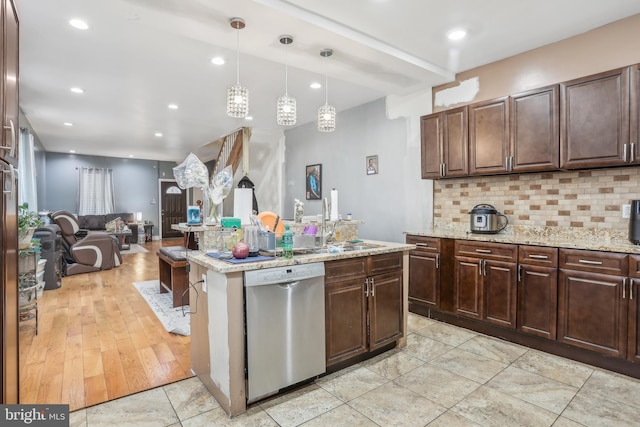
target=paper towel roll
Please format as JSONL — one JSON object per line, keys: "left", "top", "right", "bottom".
{"left": 233, "top": 188, "right": 253, "bottom": 225}
{"left": 330, "top": 188, "right": 339, "bottom": 221}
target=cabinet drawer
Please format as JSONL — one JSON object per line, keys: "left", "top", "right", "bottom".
{"left": 519, "top": 245, "right": 558, "bottom": 267}
{"left": 455, "top": 240, "right": 517, "bottom": 262}
{"left": 325, "top": 258, "right": 367, "bottom": 284}
{"left": 368, "top": 252, "right": 403, "bottom": 276}
{"left": 406, "top": 235, "right": 440, "bottom": 253}
{"left": 559, "top": 248, "right": 628, "bottom": 276}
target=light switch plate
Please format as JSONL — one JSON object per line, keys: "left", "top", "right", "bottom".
{"left": 623, "top": 204, "right": 631, "bottom": 219}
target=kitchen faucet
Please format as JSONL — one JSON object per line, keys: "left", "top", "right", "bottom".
{"left": 321, "top": 197, "right": 334, "bottom": 247}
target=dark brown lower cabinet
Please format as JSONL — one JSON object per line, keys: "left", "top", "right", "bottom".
{"left": 628, "top": 255, "right": 640, "bottom": 362}
{"left": 517, "top": 246, "right": 558, "bottom": 339}
{"left": 407, "top": 236, "right": 440, "bottom": 308}
{"left": 325, "top": 254, "right": 403, "bottom": 367}
{"left": 454, "top": 241, "right": 518, "bottom": 328}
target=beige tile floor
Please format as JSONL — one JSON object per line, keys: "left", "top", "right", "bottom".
{"left": 69, "top": 313, "right": 640, "bottom": 426}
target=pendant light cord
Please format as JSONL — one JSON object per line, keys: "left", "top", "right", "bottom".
{"left": 236, "top": 28, "right": 240, "bottom": 85}
{"left": 325, "top": 74, "right": 329, "bottom": 105}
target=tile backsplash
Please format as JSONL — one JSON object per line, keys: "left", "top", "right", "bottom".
{"left": 434, "top": 166, "right": 640, "bottom": 233}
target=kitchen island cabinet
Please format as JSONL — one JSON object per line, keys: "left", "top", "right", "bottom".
{"left": 325, "top": 252, "right": 403, "bottom": 367}
{"left": 185, "top": 241, "right": 411, "bottom": 417}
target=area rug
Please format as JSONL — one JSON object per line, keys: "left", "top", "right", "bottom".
{"left": 133, "top": 280, "right": 190, "bottom": 336}
{"left": 122, "top": 244, "right": 149, "bottom": 254}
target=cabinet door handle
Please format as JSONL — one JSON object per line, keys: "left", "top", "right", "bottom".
{"left": 436, "top": 254, "right": 440, "bottom": 269}
{"left": 478, "top": 259, "right": 483, "bottom": 276}
{"left": 370, "top": 277, "right": 375, "bottom": 297}
{"left": 518, "top": 264, "right": 522, "bottom": 282}
{"left": 364, "top": 278, "right": 369, "bottom": 297}
{"left": 475, "top": 249, "right": 492, "bottom": 254}
{"left": 578, "top": 259, "right": 603, "bottom": 265}
{"left": 623, "top": 278, "right": 627, "bottom": 299}
{"left": 2, "top": 164, "right": 15, "bottom": 196}
{"left": 631, "top": 279, "right": 634, "bottom": 300}
{"left": 529, "top": 254, "right": 549, "bottom": 259}
{"left": 623, "top": 143, "right": 628, "bottom": 162}
{"left": 484, "top": 260, "right": 488, "bottom": 276}
{"left": 630, "top": 143, "right": 636, "bottom": 163}
{"left": 1, "top": 119, "right": 16, "bottom": 157}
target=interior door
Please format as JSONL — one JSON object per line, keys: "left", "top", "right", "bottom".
{"left": 160, "top": 181, "right": 186, "bottom": 239}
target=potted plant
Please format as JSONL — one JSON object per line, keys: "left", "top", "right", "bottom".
{"left": 18, "top": 204, "right": 43, "bottom": 249}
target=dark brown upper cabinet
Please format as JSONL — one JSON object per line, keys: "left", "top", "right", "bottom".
{"left": 510, "top": 85, "right": 560, "bottom": 172}
{"left": 631, "top": 64, "right": 640, "bottom": 164}
{"left": 560, "top": 67, "right": 630, "bottom": 169}
{"left": 420, "top": 106, "right": 468, "bottom": 179}
{"left": 469, "top": 97, "right": 509, "bottom": 175}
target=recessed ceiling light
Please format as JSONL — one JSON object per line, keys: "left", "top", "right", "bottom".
{"left": 128, "top": 155, "right": 134, "bottom": 158}
{"left": 69, "top": 150, "right": 76, "bottom": 153}
{"left": 168, "top": 104, "right": 178, "bottom": 110}
{"left": 245, "top": 116, "right": 253, "bottom": 121}
{"left": 63, "top": 122, "right": 73, "bottom": 126}
{"left": 154, "top": 132, "right": 163, "bottom": 137}
{"left": 69, "top": 19, "right": 89, "bottom": 30}
{"left": 211, "top": 57, "right": 225, "bottom": 65}
{"left": 70, "top": 87, "right": 84, "bottom": 94}
{"left": 447, "top": 28, "right": 467, "bottom": 41}
{"left": 310, "top": 82, "right": 322, "bottom": 89}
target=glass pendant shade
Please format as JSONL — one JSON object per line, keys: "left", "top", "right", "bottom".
{"left": 277, "top": 94, "right": 296, "bottom": 126}
{"left": 227, "top": 18, "right": 248, "bottom": 118}
{"left": 227, "top": 84, "right": 249, "bottom": 118}
{"left": 317, "top": 104, "right": 336, "bottom": 132}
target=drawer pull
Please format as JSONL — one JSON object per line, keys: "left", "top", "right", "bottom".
{"left": 415, "top": 243, "right": 430, "bottom": 248}
{"left": 529, "top": 254, "right": 548, "bottom": 259}
{"left": 578, "top": 259, "right": 603, "bottom": 265}
{"left": 475, "top": 249, "right": 492, "bottom": 254}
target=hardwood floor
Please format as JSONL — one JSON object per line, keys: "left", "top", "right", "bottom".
{"left": 18, "top": 238, "right": 193, "bottom": 411}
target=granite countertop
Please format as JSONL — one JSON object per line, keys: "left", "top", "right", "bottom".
{"left": 405, "top": 226, "right": 640, "bottom": 255}
{"left": 186, "top": 240, "right": 414, "bottom": 274}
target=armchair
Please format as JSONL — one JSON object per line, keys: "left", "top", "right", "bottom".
{"left": 49, "top": 211, "right": 122, "bottom": 276}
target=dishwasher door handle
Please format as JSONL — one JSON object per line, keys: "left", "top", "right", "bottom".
{"left": 278, "top": 281, "right": 301, "bottom": 289}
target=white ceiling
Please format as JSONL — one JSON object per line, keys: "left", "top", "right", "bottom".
{"left": 17, "top": 0, "right": 640, "bottom": 162}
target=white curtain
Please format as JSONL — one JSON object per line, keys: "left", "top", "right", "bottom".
{"left": 18, "top": 129, "right": 38, "bottom": 211}
{"left": 78, "top": 167, "right": 115, "bottom": 215}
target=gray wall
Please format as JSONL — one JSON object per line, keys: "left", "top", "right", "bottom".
{"left": 284, "top": 98, "right": 415, "bottom": 243}
{"left": 42, "top": 152, "right": 176, "bottom": 235}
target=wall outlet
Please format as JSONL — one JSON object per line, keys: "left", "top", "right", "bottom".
{"left": 201, "top": 273, "right": 207, "bottom": 293}
{"left": 623, "top": 204, "right": 631, "bottom": 219}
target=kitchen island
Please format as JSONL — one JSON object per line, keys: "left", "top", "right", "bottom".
{"left": 186, "top": 240, "right": 414, "bottom": 416}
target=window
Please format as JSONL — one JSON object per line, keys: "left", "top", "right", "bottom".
{"left": 77, "top": 167, "right": 115, "bottom": 215}
{"left": 18, "top": 128, "right": 38, "bottom": 211}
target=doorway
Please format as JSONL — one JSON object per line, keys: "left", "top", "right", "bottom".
{"left": 160, "top": 180, "right": 186, "bottom": 239}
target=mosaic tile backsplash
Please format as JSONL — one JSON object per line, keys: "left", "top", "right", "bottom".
{"left": 433, "top": 166, "right": 640, "bottom": 238}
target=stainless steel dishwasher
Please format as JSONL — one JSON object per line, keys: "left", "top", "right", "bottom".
{"left": 244, "top": 262, "right": 325, "bottom": 402}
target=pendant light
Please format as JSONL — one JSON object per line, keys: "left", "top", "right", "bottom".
{"left": 317, "top": 48, "right": 336, "bottom": 132}
{"left": 226, "top": 18, "right": 249, "bottom": 118}
{"left": 277, "top": 35, "right": 296, "bottom": 126}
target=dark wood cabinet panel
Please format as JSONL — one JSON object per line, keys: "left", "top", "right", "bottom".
{"left": 325, "top": 277, "right": 368, "bottom": 366}
{"left": 558, "top": 269, "right": 627, "bottom": 358}
{"left": 518, "top": 264, "right": 558, "bottom": 339}
{"left": 629, "top": 278, "right": 640, "bottom": 363}
{"left": 420, "top": 114, "right": 441, "bottom": 179}
{"left": 325, "top": 254, "right": 403, "bottom": 366}
{"left": 484, "top": 261, "right": 517, "bottom": 328}
{"left": 559, "top": 248, "right": 628, "bottom": 276}
{"left": 407, "top": 236, "right": 440, "bottom": 308}
{"left": 631, "top": 64, "right": 640, "bottom": 164}
{"left": 454, "top": 256, "right": 483, "bottom": 320}
{"left": 456, "top": 240, "right": 517, "bottom": 262}
{"left": 420, "top": 106, "right": 468, "bottom": 179}
{"left": 1, "top": 0, "right": 19, "bottom": 166}
{"left": 510, "top": 85, "right": 560, "bottom": 172}
{"left": 560, "top": 67, "right": 630, "bottom": 169}
{"left": 368, "top": 270, "right": 403, "bottom": 351}
{"left": 469, "top": 97, "right": 509, "bottom": 175}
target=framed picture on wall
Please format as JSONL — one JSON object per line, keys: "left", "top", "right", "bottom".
{"left": 366, "top": 155, "right": 378, "bottom": 175}
{"left": 306, "top": 164, "right": 322, "bottom": 200}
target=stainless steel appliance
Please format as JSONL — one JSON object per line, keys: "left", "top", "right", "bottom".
{"left": 244, "top": 262, "right": 325, "bottom": 402}
{"left": 629, "top": 200, "right": 640, "bottom": 244}
{"left": 469, "top": 204, "right": 508, "bottom": 234}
